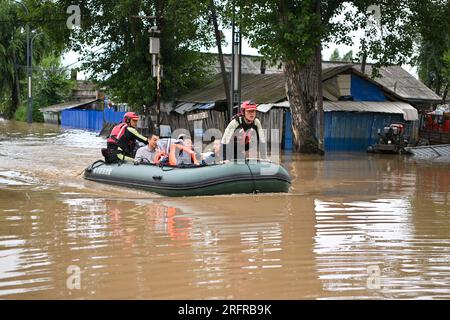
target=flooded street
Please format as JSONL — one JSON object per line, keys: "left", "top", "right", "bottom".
{"left": 1, "top": 120, "right": 449, "bottom": 299}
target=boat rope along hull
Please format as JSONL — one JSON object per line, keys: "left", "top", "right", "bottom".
{"left": 84, "top": 160, "right": 291, "bottom": 197}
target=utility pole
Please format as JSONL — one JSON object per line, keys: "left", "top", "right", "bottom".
{"left": 30, "top": 32, "right": 43, "bottom": 124}
{"left": 132, "top": 9, "right": 161, "bottom": 134}
{"left": 26, "top": 23, "right": 32, "bottom": 124}
{"left": 210, "top": 0, "right": 230, "bottom": 108}
{"left": 230, "top": 0, "right": 242, "bottom": 120}
{"left": 155, "top": 0, "right": 164, "bottom": 131}
{"left": 316, "top": 0, "right": 324, "bottom": 154}
{"left": 150, "top": 28, "right": 161, "bottom": 130}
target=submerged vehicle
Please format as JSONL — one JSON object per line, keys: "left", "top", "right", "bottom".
{"left": 367, "top": 123, "right": 410, "bottom": 154}
{"left": 84, "top": 160, "right": 291, "bottom": 197}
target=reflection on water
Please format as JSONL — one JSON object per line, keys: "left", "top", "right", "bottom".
{"left": 0, "top": 121, "right": 450, "bottom": 299}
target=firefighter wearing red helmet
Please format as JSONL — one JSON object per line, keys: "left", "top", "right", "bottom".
{"left": 221, "top": 100, "right": 267, "bottom": 160}
{"left": 103, "top": 111, "right": 149, "bottom": 163}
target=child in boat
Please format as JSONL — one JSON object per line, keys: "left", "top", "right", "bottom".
{"left": 168, "top": 136, "right": 200, "bottom": 166}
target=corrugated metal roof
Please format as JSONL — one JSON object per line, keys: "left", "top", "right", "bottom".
{"left": 197, "top": 102, "right": 215, "bottom": 110}
{"left": 323, "top": 62, "right": 442, "bottom": 102}
{"left": 180, "top": 58, "right": 441, "bottom": 105}
{"left": 210, "top": 55, "right": 442, "bottom": 102}
{"left": 323, "top": 101, "right": 419, "bottom": 121}
{"left": 257, "top": 104, "right": 274, "bottom": 113}
{"left": 257, "top": 101, "right": 290, "bottom": 113}
{"left": 212, "top": 54, "right": 283, "bottom": 74}
{"left": 39, "top": 99, "right": 100, "bottom": 113}
{"left": 274, "top": 101, "right": 290, "bottom": 107}
{"left": 178, "top": 73, "right": 286, "bottom": 104}
{"left": 174, "top": 102, "right": 196, "bottom": 114}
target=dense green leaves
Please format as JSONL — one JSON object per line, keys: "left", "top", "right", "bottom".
{"left": 413, "top": 0, "right": 450, "bottom": 100}
{"left": 14, "top": 55, "right": 73, "bottom": 122}
{"left": 237, "top": 0, "right": 418, "bottom": 71}
{"left": 0, "top": 0, "right": 68, "bottom": 118}
{"left": 329, "top": 48, "right": 353, "bottom": 62}
{"left": 57, "top": 0, "right": 217, "bottom": 110}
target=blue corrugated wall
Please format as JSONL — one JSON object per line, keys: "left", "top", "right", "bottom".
{"left": 104, "top": 108, "right": 126, "bottom": 124}
{"left": 324, "top": 112, "right": 412, "bottom": 152}
{"left": 351, "top": 75, "right": 386, "bottom": 101}
{"left": 61, "top": 109, "right": 103, "bottom": 131}
{"left": 61, "top": 108, "right": 126, "bottom": 132}
{"left": 284, "top": 110, "right": 293, "bottom": 151}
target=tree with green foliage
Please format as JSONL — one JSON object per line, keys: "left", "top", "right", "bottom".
{"left": 413, "top": 0, "right": 450, "bottom": 103}
{"left": 14, "top": 55, "right": 74, "bottom": 122}
{"left": 237, "top": 0, "right": 417, "bottom": 153}
{"left": 0, "top": 1, "right": 25, "bottom": 118}
{"left": 342, "top": 50, "right": 353, "bottom": 62}
{"left": 0, "top": 0, "right": 69, "bottom": 119}
{"left": 56, "top": 0, "right": 217, "bottom": 114}
{"left": 329, "top": 48, "right": 340, "bottom": 61}
{"left": 329, "top": 49, "right": 353, "bottom": 62}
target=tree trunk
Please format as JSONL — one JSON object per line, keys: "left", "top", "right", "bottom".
{"left": 442, "top": 83, "right": 449, "bottom": 103}
{"left": 284, "top": 58, "right": 320, "bottom": 153}
{"left": 8, "top": 47, "right": 21, "bottom": 118}
{"left": 209, "top": 0, "right": 230, "bottom": 106}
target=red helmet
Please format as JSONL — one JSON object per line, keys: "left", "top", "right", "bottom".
{"left": 123, "top": 112, "right": 139, "bottom": 122}
{"left": 241, "top": 100, "right": 257, "bottom": 111}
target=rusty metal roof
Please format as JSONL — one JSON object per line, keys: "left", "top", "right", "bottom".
{"left": 323, "top": 61, "right": 442, "bottom": 102}
{"left": 179, "top": 58, "right": 441, "bottom": 105}
{"left": 178, "top": 73, "right": 287, "bottom": 104}
{"left": 210, "top": 54, "right": 442, "bottom": 103}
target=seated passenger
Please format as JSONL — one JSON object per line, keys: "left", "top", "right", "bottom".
{"left": 202, "top": 139, "right": 222, "bottom": 165}
{"left": 134, "top": 133, "right": 160, "bottom": 164}
{"left": 168, "top": 137, "right": 200, "bottom": 166}
{"left": 157, "top": 137, "right": 182, "bottom": 154}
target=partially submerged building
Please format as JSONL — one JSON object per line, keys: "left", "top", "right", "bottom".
{"left": 160, "top": 57, "right": 441, "bottom": 152}
{"left": 39, "top": 80, "right": 103, "bottom": 127}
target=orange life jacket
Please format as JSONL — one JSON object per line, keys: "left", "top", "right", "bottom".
{"left": 168, "top": 144, "right": 199, "bottom": 166}
{"left": 107, "top": 122, "right": 128, "bottom": 145}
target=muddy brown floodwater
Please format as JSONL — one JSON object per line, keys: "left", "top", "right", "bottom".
{"left": 0, "top": 120, "right": 449, "bottom": 299}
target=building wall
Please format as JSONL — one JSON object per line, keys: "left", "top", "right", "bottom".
{"left": 324, "top": 111, "right": 416, "bottom": 152}
{"left": 160, "top": 108, "right": 284, "bottom": 152}
{"left": 43, "top": 112, "right": 60, "bottom": 124}
{"left": 61, "top": 109, "right": 103, "bottom": 132}
{"left": 351, "top": 75, "right": 387, "bottom": 101}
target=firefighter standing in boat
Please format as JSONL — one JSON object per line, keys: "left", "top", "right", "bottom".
{"left": 221, "top": 100, "right": 267, "bottom": 160}
{"left": 103, "top": 112, "right": 148, "bottom": 163}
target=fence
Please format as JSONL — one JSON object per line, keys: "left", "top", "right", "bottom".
{"left": 61, "top": 108, "right": 126, "bottom": 132}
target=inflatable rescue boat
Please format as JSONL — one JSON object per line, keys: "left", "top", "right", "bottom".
{"left": 84, "top": 160, "right": 291, "bottom": 197}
